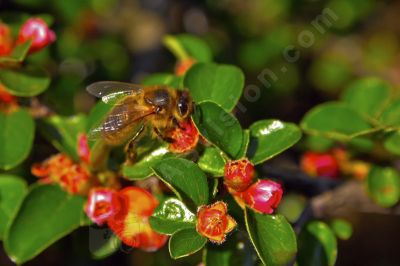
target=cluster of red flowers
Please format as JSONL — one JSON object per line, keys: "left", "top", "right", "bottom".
{"left": 301, "top": 148, "right": 370, "bottom": 180}
{"left": 0, "top": 17, "right": 55, "bottom": 57}
{"left": 85, "top": 187, "right": 168, "bottom": 251}
{"left": 224, "top": 158, "right": 283, "bottom": 214}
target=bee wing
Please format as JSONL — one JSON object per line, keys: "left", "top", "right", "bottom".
{"left": 86, "top": 81, "right": 144, "bottom": 105}
{"left": 87, "top": 100, "right": 155, "bottom": 144}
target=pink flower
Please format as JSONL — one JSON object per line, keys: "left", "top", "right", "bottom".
{"left": 85, "top": 188, "right": 121, "bottom": 226}
{"left": 240, "top": 179, "right": 283, "bottom": 214}
{"left": 17, "top": 18, "right": 56, "bottom": 53}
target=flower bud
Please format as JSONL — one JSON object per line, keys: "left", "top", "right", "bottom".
{"left": 107, "top": 187, "right": 168, "bottom": 251}
{"left": 224, "top": 158, "right": 255, "bottom": 191}
{"left": 174, "top": 58, "right": 195, "bottom": 76}
{"left": 196, "top": 201, "right": 236, "bottom": 244}
{"left": 241, "top": 179, "right": 283, "bottom": 214}
{"left": 0, "top": 22, "right": 13, "bottom": 56}
{"left": 77, "top": 133, "right": 90, "bottom": 164}
{"left": 300, "top": 151, "right": 339, "bottom": 179}
{"left": 17, "top": 18, "right": 56, "bottom": 53}
{"left": 85, "top": 188, "right": 121, "bottom": 225}
{"left": 168, "top": 119, "right": 199, "bottom": 153}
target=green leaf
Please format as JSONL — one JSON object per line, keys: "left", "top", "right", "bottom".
{"left": 244, "top": 209, "right": 297, "bottom": 266}
{"left": 0, "top": 175, "right": 27, "bottom": 240}
{"left": 142, "top": 73, "right": 182, "bottom": 88}
{"left": 248, "top": 120, "right": 302, "bottom": 165}
{"left": 384, "top": 131, "right": 400, "bottom": 155}
{"left": 342, "top": 77, "right": 391, "bottom": 119}
{"left": 0, "top": 40, "right": 31, "bottom": 64}
{"left": 0, "top": 65, "right": 50, "bottom": 97}
{"left": 169, "top": 228, "right": 207, "bottom": 259}
{"left": 198, "top": 147, "right": 226, "bottom": 177}
{"left": 0, "top": 109, "right": 35, "bottom": 170}
{"left": 297, "top": 221, "right": 337, "bottom": 266}
{"left": 39, "top": 114, "right": 87, "bottom": 160}
{"left": 123, "top": 145, "right": 173, "bottom": 180}
{"left": 152, "top": 158, "right": 209, "bottom": 210}
{"left": 184, "top": 63, "right": 244, "bottom": 112}
{"left": 367, "top": 166, "right": 400, "bottom": 208}
{"left": 204, "top": 241, "right": 246, "bottom": 266}
{"left": 164, "top": 34, "right": 212, "bottom": 62}
{"left": 90, "top": 231, "right": 121, "bottom": 260}
{"left": 149, "top": 198, "right": 196, "bottom": 235}
{"left": 330, "top": 219, "right": 353, "bottom": 240}
{"left": 5, "top": 185, "right": 85, "bottom": 264}
{"left": 192, "top": 102, "right": 244, "bottom": 158}
{"left": 301, "top": 102, "right": 372, "bottom": 140}
{"left": 379, "top": 99, "right": 400, "bottom": 126}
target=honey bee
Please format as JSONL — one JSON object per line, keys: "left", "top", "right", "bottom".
{"left": 86, "top": 81, "right": 193, "bottom": 160}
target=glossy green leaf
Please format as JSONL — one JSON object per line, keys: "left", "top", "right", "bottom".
{"left": 297, "top": 221, "right": 337, "bottom": 266}
{"left": 0, "top": 175, "right": 27, "bottom": 240}
{"left": 305, "top": 135, "right": 334, "bottom": 152}
{"left": 0, "top": 40, "right": 31, "bottom": 64}
{"left": 152, "top": 158, "right": 209, "bottom": 209}
{"left": 5, "top": 185, "right": 85, "bottom": 264}
{"left": 330, "top": 219, "right": 353, "bottom": 240}
{"left": 379, "top": 99, "right": 400, "bottom": 126}
{"left": 342, "top": 77, "right": 390, "bottom": 119}
{"left": 367, "top": 166, "right": 400, "bottom": 207}
{"left": 245, "top": 209, "right": 297, "bottom": 266}
{"left": 198, "top": 147, "right": 226, "bottom": 177}
{"left": 169, "top": 228, "right": 207, "bottom": 259}
{"left": 192, "top": 102, "right": 244, "bottom": 158}
{"left": 39, "top": 114, "right": 87, "bottom": 160}
{"left": 237, "top": 129, "right": 250, "bottom": 159}
{"left": 0, "top": 109, "right": 35, "bottom": 170}
{"left": 0, "top": 65, "right": 50, "bottom": 97}
{"left": 184, "top": 63, "right": 244, "bottom": 112}
{"left": 175, "top": 34, "right": 212, "bottom": 62}
{"left": 384, "top": 131, "right": 400, "bottom": 155}
{"left": 123, "top": 145, "right": 173, "bottom": 180}
{"left": 248, "top": 120, "right": 302, "bottom": 165}
{"left": 142, "top": 73, "right": 182, "bottom": 88}
{"left": 301, "top": 102, "right": 372, "bottom": 140}
{"left": 149, "top": 198, "right": 196, "bottom": 235}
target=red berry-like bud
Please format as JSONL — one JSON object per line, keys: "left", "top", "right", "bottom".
{"left": 241, "top": 179, "right": 283, "bottom": 214}
{"left": 168, "top": 119, "right": 199, "bottom": 153}
{"left": 17, "top": 18, "right": 56, "bottom": 53}
{"left": 301, "top": 151, "right": 339, "bottom": 179}
{"left": 85, "top": 188, "right": 121, "bottom": 226}
{"left": 0, "top": 22, "right": 13, "bottom": 56}
{"left": 224, "top": 158, "right": 255, "bottom": 191}
{"left": 196, "top": 201, "right": 236, "bottom": 244}
{"left": 174, "top": 58, "right": 195, "bottom": 76}
{"left": 77, "top": 133, "right": 90, "bottom": 164}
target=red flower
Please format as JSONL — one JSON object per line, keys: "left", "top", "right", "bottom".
{"left": 107, "top": 187, "right": 168, "bottom": 251}
{"left": 196, "top": 201, "right": 236, "bottom": 244}
{"left": 175, "top": 58, "right": 195, "bottom": 76}
{"left": 77, "top": 133, "right": 90, "bottom": 164}
{"left": 85, "top": 188, "right": 121, "bottom": 226}
{"left": 301, "top": 151, "right": 339, "bottom": 179}
{"left": 31, "top": 153, "right": 91, "bottom": 195}
{"left": 240, "top": 179, "right": 283, "bottom": 214}
{"left": 17, "top": 18, "right": 56, "bottom": 53}
{"left": 224, "top": 158, "right": 255, "bottom": 192}
{"left": 0, "top": 22, "right": 13, "bottom": 56}
{"left": 168, "top": 119, "right": 199, "bottom": 153}
{"left": 0, "top": 83, "right": 16, "bottom": 105}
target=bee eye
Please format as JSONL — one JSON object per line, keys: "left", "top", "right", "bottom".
{"left": 178, "top": 97, "right": 189, "bottom": 116}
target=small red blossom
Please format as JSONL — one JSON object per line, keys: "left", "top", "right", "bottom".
{"left": 77, "top": 133, "right": 91, "bottom": 164}
{"left": 17, "top": 18, "right": 56, "bottom": 53}
{"left": 300, "top": 151, "right": 339, "bottom": 179}
{"left": 107, "top": 187, "right": 168, "bottom": 251}
{"left": 168, "top": 119, "right": 199, "bottom": 153}
{"left": 85, "top": 188, "right": 121, "bottom": 226}
{"left": 196, "top": 201, "right": 236, "bottom": 244}
{"left": 0, "top": 83, "right": 16, "bottom": 105}
{"left": 31, "top": 153, "right": 91, "bottom": 195}
{"left": 174, "top": 58, "right": 195, "bottom": 76}
{"left": 240, "top": 179, "right": 283, "bottom": 214}
{"left": 224, "top": 158, "right": 255, "bottom": 192}
{"left": 0, "top": 22, "right": 13, "bottom": 56}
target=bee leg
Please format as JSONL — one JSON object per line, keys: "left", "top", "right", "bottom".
{"left": 124, "top": 124, "right": 145, "bottom": 164}
{"left": 154, "top": 127, "right": 175, "bottom": 143}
